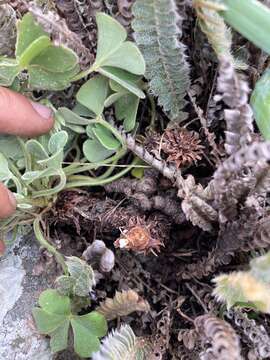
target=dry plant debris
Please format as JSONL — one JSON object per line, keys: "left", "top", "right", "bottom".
{"left": 3, "top": 0, "right": 270, "bottom": 359}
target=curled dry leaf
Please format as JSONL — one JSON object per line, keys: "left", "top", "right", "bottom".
{"left": 96, "top": 289, "right": 150, "bottom": 320}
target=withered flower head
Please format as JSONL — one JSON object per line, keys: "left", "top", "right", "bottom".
{"left": 114, "top": 217, "right": 163, "bottom": 254}
{"left": 162, "top": 127, "right": 204, "bottom": 168}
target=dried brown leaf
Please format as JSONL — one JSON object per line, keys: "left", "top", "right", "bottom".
{"left": 96, "top": 289, "right": 150, "bottom": 320}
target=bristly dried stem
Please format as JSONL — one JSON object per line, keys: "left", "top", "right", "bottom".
{"left": 215, "top": 56, "right": 254, "bottom": 156}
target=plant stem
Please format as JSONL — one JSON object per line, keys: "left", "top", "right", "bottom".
{"left": 33, "top": 217, "right": 67, "bottom": 274}
{"left": 65, "top": 158, "right": 140, "bottom": 189}
{"left": 64, "top": 148, "right": 126, "bottom": 176}
{"left": 72, "top": 64, "right": 97, "bottom": 81}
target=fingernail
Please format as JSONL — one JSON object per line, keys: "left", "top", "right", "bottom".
{"left": 31, "top": 101, "right": 52, "bottom": 120}
{"left": 7, "top": 190, "right": 17, "bottom": 209}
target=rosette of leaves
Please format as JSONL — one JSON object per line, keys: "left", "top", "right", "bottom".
{"left": 32, "top": 289, "right": 107, "bottom": 357}
{"left": 0, "top": 13, "right": 79, "bottom": 90}
{"left": 55, "top": 256, "right": 96, "bottom": 297}
{"left": 0, "top": 129, "right": 69, "bottom": 212}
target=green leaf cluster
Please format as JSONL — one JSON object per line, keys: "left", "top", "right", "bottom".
{"left": 33, "top": 289, "right": 107, "bottom": 357}
{"left": 0, "top": 13, "right": 79, "bottom": 90}
{"left": 55, "top": 256, "right": 96, "bottom": 297}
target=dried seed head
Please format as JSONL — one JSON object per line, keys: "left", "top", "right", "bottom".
{"left": 114, "top": 217, "right": 163, "bottom": 254}
{"left": 144, "top": 128, "right": 204, "bottom": 168}
{"left": 162, "top": 127, "right": 204, "bottom": 168}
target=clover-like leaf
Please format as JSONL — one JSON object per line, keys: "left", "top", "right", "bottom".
{"left": 16, "top": 13, "right": 47, "bottom": 58}
{"left": 30, "top": 45, "right": 78, "bottom": 73}
{"left": 115, "top": 94, "right": 140, "bottom": 131}
{"left": 26, "top": 139, "right": 49, "bottom": 161}
{"left": 95, "top": 13, "right": 126, "bottom": 65}
{"left": 28, "top": 65, "right": 79, "bottom": 91}
{"left": 0, "top": 58, "right": 20, "bottom": 86}
{"left": 94, "top": 13, "right": 145, "bottom": 75}
{"left": 83, "top": 139, "right": 114, "bottom": 162}
{"left": 48, "top": 131, "right": 68, "bottom": 154}
{"left": 76, "top": 75, "right": 109, "bottom": 116}
{"left": 92, "top": 124, "right": 120, "bottom": 150}
{"left": 33, "top": 289, "right": 107, "bottom": 357}
{"left": 71, "top": 312, "right": 107, "bottom": 358}
{"left": 56, "top": 257, "right": 96, "bottom": 297}
{"left": 99, "top": 67, "right": 145, "bottom": 98}
{"left": 57, "top": 107, "right": 92, "bottom": 126}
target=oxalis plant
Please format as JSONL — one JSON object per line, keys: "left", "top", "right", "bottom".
{"left": 0, "top": 11, "right": 145, "bottom": 265}
{"left": 33, "top": 257, "right": 107, "bottom": 357}
{"left": 0, "top": 10, "right": 145, "bottom": 357}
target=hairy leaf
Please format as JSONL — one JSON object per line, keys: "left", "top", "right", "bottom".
{"left": 92, "top": 324, "right": 151, "bottom": 360}
{"left": 55, "top": 257, "right": 96, "bottom": 297}
{"left": 132, "top": 0, "right": 190, "bottom": 121}
{"left": 96, "top": 289, "right": 150, "bottom": 320}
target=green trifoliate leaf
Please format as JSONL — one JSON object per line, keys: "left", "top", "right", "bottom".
{"left": 0, "top": 58, "right": 20, "bottom": 86}
{"left": 33, "top": 289, "right": 108, "bottom": 357}
{"left": 115, "top": 93, "right": 139, "bottom": 131}
{"left": 101, "top": 41, "right": 145, "bottom": 75}
{"left": 94, "top": 13, "right": 145, "bottom": 75}
{"left": 16, "top": 13, "right": 47, "bottom": 58}
{"left": 76, "top": 75, "right": 109, "bottom": 116}
{"left": 83, "top": 138, "right": 114, "bottom": 162}
{"left": 95, "top": 13, "right": 126, "bottom": 65}
{"left": 92, "top": 124, "right": 120, "bottom": 150}
{"left": 30, "top": 45, "right": 78, "bottom": 73}
{"left": 28, "top": 65, "right": 79, "bottom": 91}
{"left": 55, "top": 257, "right": 96, "bottom": 297}
{"left": 99, "top": 67, "right": 145, "bottom": 98}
